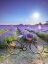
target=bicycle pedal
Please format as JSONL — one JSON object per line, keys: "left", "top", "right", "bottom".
{"left": 23, "top": 48, "right": 26, "bottom": 51}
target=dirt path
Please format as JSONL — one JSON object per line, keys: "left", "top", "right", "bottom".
{"left": 0, "top": 28, "right": 48, "bottom": 64}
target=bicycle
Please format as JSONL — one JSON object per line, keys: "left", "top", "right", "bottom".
{"left": 7, "top": 35, "right": 44, "bottom": 55}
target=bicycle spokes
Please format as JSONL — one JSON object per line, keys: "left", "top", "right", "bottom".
{"left": 30, "top": 43, "right": 44, "bottom": 54}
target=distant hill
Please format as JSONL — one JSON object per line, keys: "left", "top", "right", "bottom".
{"left": 44, "top": 21, "right": 48, "bottom": 25}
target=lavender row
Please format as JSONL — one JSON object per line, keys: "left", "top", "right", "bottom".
{"left": 0, "top": 25, "right": 11, "bottom": 30}
{"left": 0, "top": 26, "right": 17, "bottom": 39}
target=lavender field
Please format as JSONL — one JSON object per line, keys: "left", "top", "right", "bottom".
{"left": 0, "top": 25, "right": 48, "bottom": 64}
{"left": 0, "top": 25, "right": 48, "bottom": 41}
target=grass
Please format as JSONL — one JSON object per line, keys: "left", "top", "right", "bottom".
{"left": 44, "top": 49, "right": 48, "bottom": 53}
{"left": 44, "top": 45, "right": 48, "bottom": 53}
{"left": 0, "top": 29, "right": 10, "bottom": 34}
{"left": 0, "top": 56, "right": 4, "bottom": 60}
{"left": 36, "top": 32, "right": 48, "bottom": 41}
{"left": 0, "top": 54, "right": 10, "bottom": 61}
{"left": 0, "top": 56, "right": 6, "bottom": 60}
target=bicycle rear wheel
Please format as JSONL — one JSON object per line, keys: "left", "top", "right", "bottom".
{"left": 8, "top": 40, "right": 22, "bottom": 55}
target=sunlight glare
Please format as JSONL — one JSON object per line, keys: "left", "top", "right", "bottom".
{"left": 33, "top": 12, "right": 39, "bottom": 18}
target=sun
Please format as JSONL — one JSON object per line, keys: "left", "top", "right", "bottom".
{"left": 33, "top": 12, "right": 39, "bottom": 18}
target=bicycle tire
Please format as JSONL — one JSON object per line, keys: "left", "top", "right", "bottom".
{"left": 30, "top": 41, "right": 44, "bottom": 54}
{"left": 8, "top": 40, "right": 23, "bottom": 55}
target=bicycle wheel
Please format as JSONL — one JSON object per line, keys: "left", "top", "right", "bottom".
{"left": 8, "top": 40, "right": 22, "bottom": 55}
{"left": 30, "top": 41, "right": 44, "bottom": 54}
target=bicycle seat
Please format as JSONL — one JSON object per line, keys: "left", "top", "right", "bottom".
{"left": 18, "top": 35, "right": 23, "bottom": 38}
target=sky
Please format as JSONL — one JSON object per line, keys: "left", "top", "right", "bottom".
{"left": 0, "top": 0, "right": 48, "bottom": 25}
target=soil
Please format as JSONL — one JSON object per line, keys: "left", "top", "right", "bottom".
{"left": 0, "top": 29, "right": 48, "bottom": 64}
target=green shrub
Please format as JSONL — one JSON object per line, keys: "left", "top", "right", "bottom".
{"left": 0, "top": 35, "right": 17, "bottom": 49}
{"left": 36, "top": 32, "right": 48, "bottom": 41}
{"left": 44, "top": 34, "right": 48, "bottom": 41}
{"left": 0, "top": 38, "right": 7, "bottom": 49}
{"left": 6, "top": 37, "right": 13, "bottom": 44}
{"left": 33, "top": 36, "right": 37, "bottom": 41}
{"left": 6, "top": 36, "right": 16, "bottom": 44}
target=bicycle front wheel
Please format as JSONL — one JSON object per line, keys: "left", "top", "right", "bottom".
{"left": 30, "top": 41, "right": 44, "bottom": 54}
